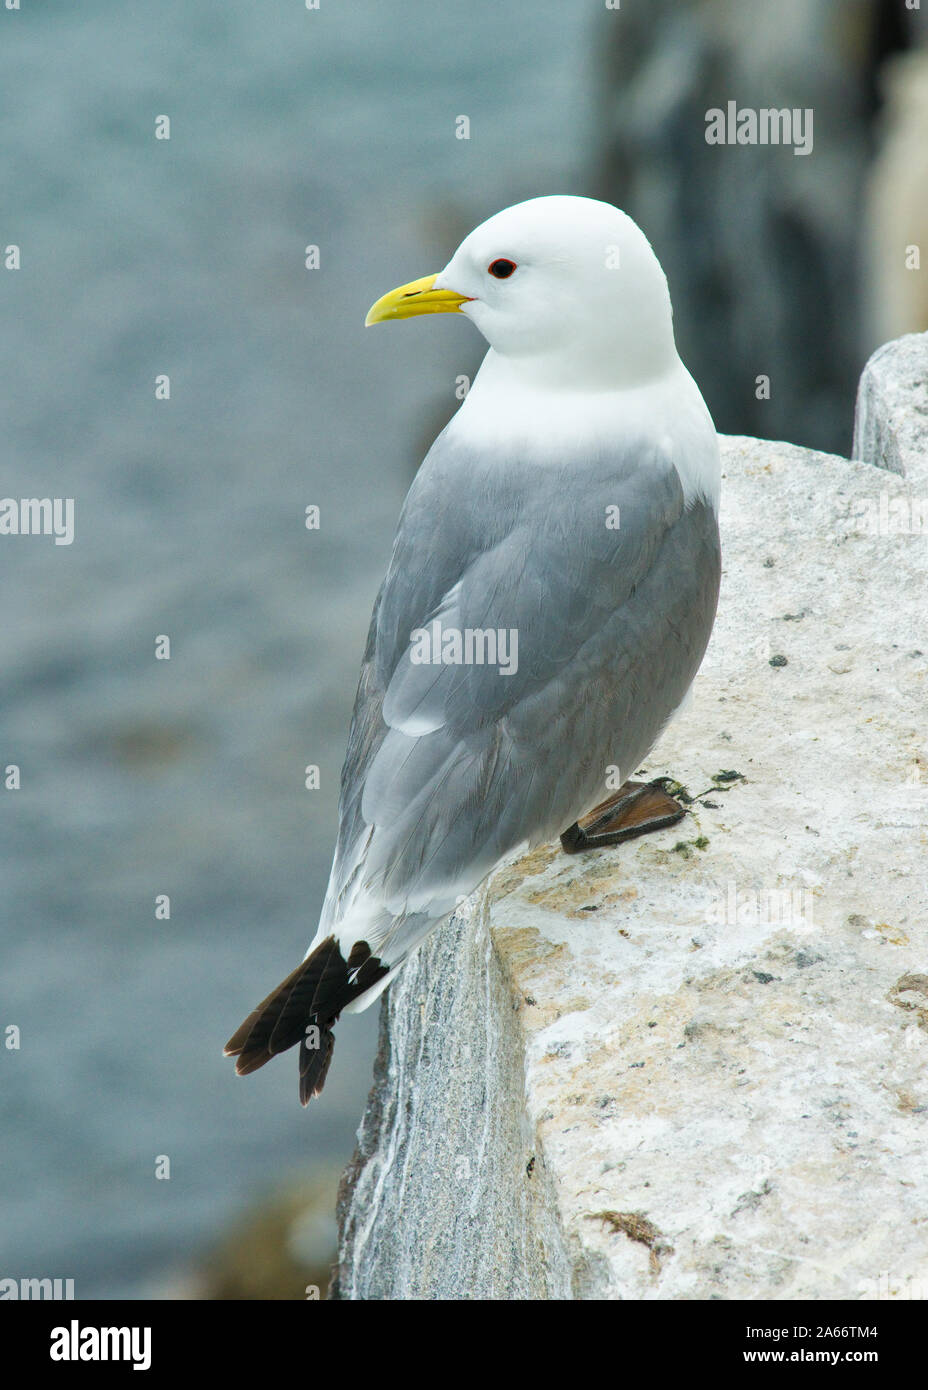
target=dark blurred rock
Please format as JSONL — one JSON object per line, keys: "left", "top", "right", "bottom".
{"left": 592, "top": 0, "right": 922, "bottom": 456}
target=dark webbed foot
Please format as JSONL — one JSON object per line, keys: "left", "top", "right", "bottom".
{"left": 560, "top": 779, "right": 687, "bottom": 855}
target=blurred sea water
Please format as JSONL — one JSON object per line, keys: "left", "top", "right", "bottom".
{"left": 0, "top": 1, "right": 596, "bottom": 1296}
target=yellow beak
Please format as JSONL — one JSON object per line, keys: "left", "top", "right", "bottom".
{"left": 365, "top": 273, "right": 471, "bottom": 326}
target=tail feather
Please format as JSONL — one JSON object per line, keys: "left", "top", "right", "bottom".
{"left": 224, "top": 956, "right": 316, "bottom": 1068}
{"left": 299, "top": 1025, "right": 336, "bottom": 1105}
{"left": 305, "top": 935, "right": 355, "bottom": 1023}
{"left": 269, "top": 938, "right": 340, "bottom": 1055}
{"left": 224, "top": 934, "right": 389, "bottom": 1105}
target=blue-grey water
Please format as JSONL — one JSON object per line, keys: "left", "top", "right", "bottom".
{"left": 0, "top": 1, "right": 596, "bottom": 1296}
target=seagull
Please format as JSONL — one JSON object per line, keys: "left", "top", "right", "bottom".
{"left": 225, "top": 195, "right": 721, "bottom": 1105}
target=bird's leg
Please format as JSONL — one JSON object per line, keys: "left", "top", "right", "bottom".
{"left": 560, "top": 779, "right": 687, "bottom": 854}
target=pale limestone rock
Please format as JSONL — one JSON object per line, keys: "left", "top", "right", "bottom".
{"left": 853, "top": 331, "right": 928, "bottom": 488}
{"left": 335, "top": 356, "right": 928, "bottom": 1300}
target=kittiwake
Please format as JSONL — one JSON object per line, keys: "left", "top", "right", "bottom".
{"left": 225, "top": 195, "right": 721, "bottom": 1105}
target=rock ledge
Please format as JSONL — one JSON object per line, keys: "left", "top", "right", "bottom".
{"left": 334, "top": 340, "right": 928, "bottom": 1300}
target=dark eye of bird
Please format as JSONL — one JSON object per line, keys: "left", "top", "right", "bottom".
{"left": 488, "top": 258, "right": 516, "bottom": 279}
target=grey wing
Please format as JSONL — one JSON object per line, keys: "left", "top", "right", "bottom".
{"left": 323, "top": 430, "right": 720, "bottom": 959}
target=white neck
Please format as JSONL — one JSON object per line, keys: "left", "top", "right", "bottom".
{"left": 446, "top": 348, "right": 721, "bottom": 513}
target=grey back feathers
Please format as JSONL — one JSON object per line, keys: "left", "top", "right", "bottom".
{"left": 324, "top": 428, "right": 721, "bottom": 960}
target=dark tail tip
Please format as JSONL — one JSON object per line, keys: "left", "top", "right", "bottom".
{"left": 299, "top": 1023, "right": 336, "bottom": 1105}
{"left": 223, "top": 950, "right": 327, "bottom": 1073}
{"left": 225, "top": 934, "right": 388, "bottom": 1105}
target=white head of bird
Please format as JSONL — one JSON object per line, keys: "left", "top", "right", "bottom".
{"left": 366, "top": 195, "right": 679, "bottom": 393}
